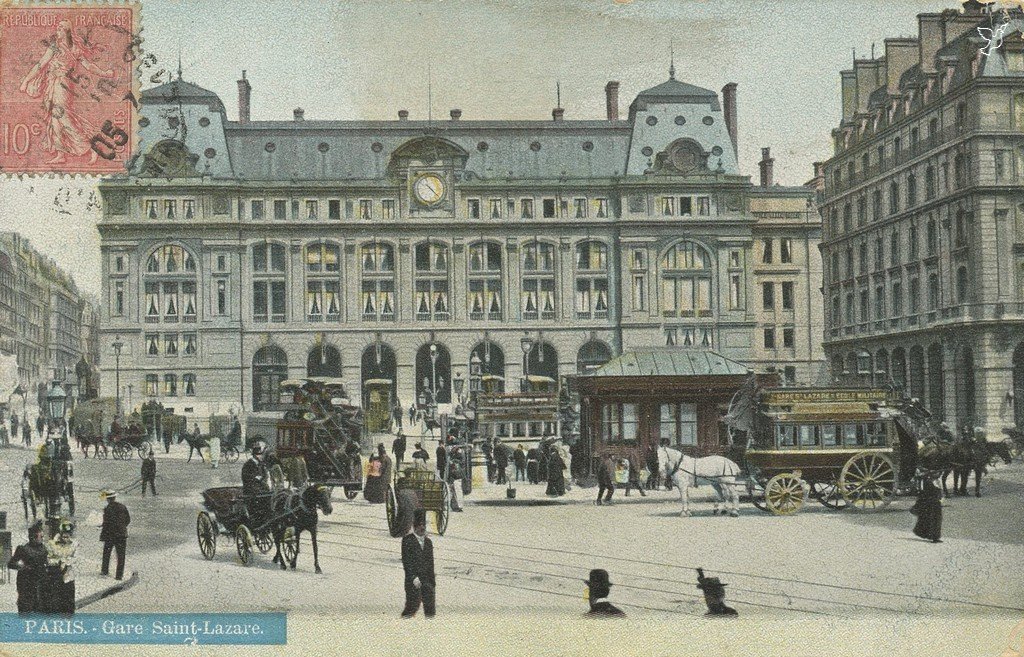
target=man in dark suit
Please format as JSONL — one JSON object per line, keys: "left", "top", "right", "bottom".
{"left": 697, "top": 568, "right": 738, "bottom": 616}
{"left": 392, "top": 432, "right": 407, "bottom": 470}
{"left": 400, "top": 509, "right": 436, "bottom": 618}
{"left": 596, "top": 453, "right": 615, "bottom": 505}
{"left": 140, "top": 450, "right": 157, "bottom": 496}
{"left": 584, "top": 569, "right": 625, "bottom": 617}
{"left": 436, "top": 440, "right": 448, "bottom": 481}
{"left": 100, "top": 490, "right": 131, "bottom": 580}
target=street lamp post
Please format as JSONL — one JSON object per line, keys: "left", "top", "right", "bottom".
{"left": 112, "top": 335, "right": 124, "bottom": 418}
{"left": 520, "top": 332, "right": 534, "bottom": 393}
{"left": 127, "top": 384, "right": 133, "bottom": 415}
{"left": 429, "top": 342, "right": 439, "bottom": 411}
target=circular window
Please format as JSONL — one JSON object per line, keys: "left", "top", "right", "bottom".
{"left": 646, "top": 115, "right": 658, "bottom": 126}
{"left": 477, "top": 141, "right": 489, "bottom": 152}
{"left": 167, "top": 116, "right": 180, "bottom": 129}
{"left": 198, "top": 117, "right": 211, "bottom": 128}
{"left": 702, "top": 116, "right": 714, "bottom": 125}
{"left": 582, "top": 141, "right": 594, "bottom": 152}
{"left": 641, "top": 146, "right": 653, "bottom": 157}
{"left": 371, "top": 142, "right": 383, "bottom": 153}
{"left": 318, "top": 142, "right": 329, "bottom": 153}
{"left": 204, "top": 147, "right": 216, "bottom": 159}
{"left": 264, "top": 142, "right": 276, "bottom": 153}
{"left": 138, "top": 117, "right": 150, "bottom": 128}
{"left": 674, "top": 115, "right": 686, "bottom": 126}
{"left": 530, "top": 141, "right": 541, "bottom": 152}
{"left": 711, "top": 146, "right": 723, "bottom": 156}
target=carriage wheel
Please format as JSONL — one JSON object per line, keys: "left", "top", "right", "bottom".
{"left": 197, "top": 512, "right": 217, "bottom": 560}
{"left": 96, "top": 445, "right": 108, "bottom": 459}
{"left": 385, "top": 485, "right": 398, "bottom": 535}
{"left": 435, "top": 485, "right": 450, "bottom": 536}
{"left": 224, "top": 446, "right": 240, "bottom": 464}
{"left": 113, "top": 443, "right": 128, "bottom": 460}
{"left": 764, "top": 473, "right": 807, "bottom": 515}
{"left": 344, "top": 486, "right": 358, "bottom": 500}
{"left": 137, "top": 441, "right": 153, "bottom": 459}
{"left": 235, "top": 525, "right": 254, "bottom": 566}
{"left": 253, "top": 528, "right": 274, "bottom": 554}
{"left": 813, "top": 478, "right": 849, "bottom": 511}
{"left": 281, "top": 526, "right": 298, "bottom": 564}
{"left": 746, "top": 480, "right": 769, "bottom": 513}
{"left": 839, "top": 452, "right": 896, "bottom": 511}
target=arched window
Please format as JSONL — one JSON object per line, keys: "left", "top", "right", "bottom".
{"left": 891, "top": 347, "right": 907, "bottom": 391}
{"left": 253, "top": 346, "right": 287, "bottom": 411}
{"left": 522, "top": 242, "right": 556, "bottom": 320}
{"left": 575, "top": 241, "right": 608, "bottom": 319}
{"left": 660, "top": 241, "right": 712, "bottom": 317}
{"left": 361, "top": 242, "right": 396, "bottom": 321}
{"left": 414, "top": 242, "right": 450, "bottom": 321}
{"left": 306, "top": 242, "right": 341, "bottom": 322}
{"left": 468, "top": 242, "right": 502, "bottom": 321}
{"left": 577, "top": 340, "right": 612, "bottom": 374}
{"left": 251, "top": 243, "right": 286, "bottom": 323}
{"left": 144, "top": 244, "right": 197, "bottom": 324}
{"left": 906, "top": 173, "right": 917, "bottom": 206}
{"left": 307, "top": 344, "right": 342, "bottom": 378}
{"left": 927, "top": 342, "right": 945, "bottom": 420}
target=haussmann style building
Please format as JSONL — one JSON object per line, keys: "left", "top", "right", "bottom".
{"left": 819, "top": 0, "right": 1024, "bottom": 438}
{"left": 97, "top": 64, "right": 825, "bottom": 440}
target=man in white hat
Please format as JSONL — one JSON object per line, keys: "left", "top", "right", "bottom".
{"left": 99, "top": 489, "right": 130, "bottom": 580}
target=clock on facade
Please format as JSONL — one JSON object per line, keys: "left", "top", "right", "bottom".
{"left": 413, "top": 173, "right": 446, "bottom": 206}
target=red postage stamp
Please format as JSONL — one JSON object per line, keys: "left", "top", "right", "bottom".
{"left": 0, "top": 3, "right": 140, "bottom": 175}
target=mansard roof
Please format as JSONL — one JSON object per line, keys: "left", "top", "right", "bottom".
{"left": 141, "top": 79, "right": 225, "bottom": 111}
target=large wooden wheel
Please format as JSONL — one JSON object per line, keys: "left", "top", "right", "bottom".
{"left": 281, "top": 526, "right": 298, "bottom": 564}
{"left": 197, "top": 512, "right": 217, "bottom": 560}
{"left": 764, "top": 473, "right": 807, "bottom": 515}
{"left": 435, "top": 485, "right": 450, "bottom": 536}
{"left": 253, "top": 528, "right": 274, "bottom": 554}
{"left": 235, "top": 525, "right": 254, "bottom": 566}
{"left": 812, "top": 478, "right": 849, "bottom": 511}
{"left": 385, "top": 485, "right": 398, "bottom": 536}
{"left": 839, "top": 452, "right": 896, "bottom": 511}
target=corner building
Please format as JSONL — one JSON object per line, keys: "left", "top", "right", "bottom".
{"left": 819, "top": 1, "right": 1024, "bottom": 438}
{"left": 97, "top": 68, "right": 823, "bottom": 424}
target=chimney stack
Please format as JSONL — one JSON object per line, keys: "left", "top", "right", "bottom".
{"left": 605, "top": 81, "right": 620, "bottom": 121}
{"left": 293, "top": 108, "right": 304, "bottom": 121}
{"left": 398, "top": 109, "right": 409, "bottom": 121}
{"left": 450, "top": 108, "right": 462, "bottom": 121}
{"left": 759, "top": 147, "right": 775, "bottom": 188}
{"left": 237, "top": 70, "right": 251, "bottom": 124}
{"left": 722, "top": 83, "right": 738, "bottom": 155}
{"left": 552, "top": 107, "right": 564, "bottom": 122}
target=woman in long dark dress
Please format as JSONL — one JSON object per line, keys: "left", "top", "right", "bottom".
{"left": 7, "top": 520, "right": 48, "bottom": 614}
{"left": 363, "top": 455, "right": 385, "bottom": 503}
{"left": 46, "top": 519, "right": 77, "bottom": 614}
{"left": 912, "top": 473, "right": 943, "bottom": 543}
{"left": 545, "top": 450, "right": 565, "bottom": 496}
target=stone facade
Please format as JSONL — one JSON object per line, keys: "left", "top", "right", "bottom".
{"left": 97, "top": 68, "right": 824, "bottom": 421}
{"left": 819, "top": 2, "right": 1024, "bottom": 438}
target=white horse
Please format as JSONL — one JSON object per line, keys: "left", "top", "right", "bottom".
{"left": 658, "top": 445, "right": 743, "bottom": 517}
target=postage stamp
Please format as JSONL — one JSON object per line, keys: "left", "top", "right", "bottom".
{"left": 0, "top": 3, "right": 140, "bottom": 175}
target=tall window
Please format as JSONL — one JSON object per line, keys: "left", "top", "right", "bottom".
{"left": 925, "top": 166, "right": 936, "bottom": 198}
{"left": 414, "top": 242, "right": 450, "bottom": 321}
{"left": 762, "top": 239, "right": 773, "bottom": 264}
{"left": 252, "top": 243, "right": 286, "bottom": 323}
{"left": 575, "top": 241, "right": 609, "bottom": 320}
{"left": 113, "top": 281, "right": 124, "bottom": 316}
{"left": 926, "top": 218, "right": 937, "bottom": 255}
{"left": 780, "top": 238, "right": 792, "bottom": 264}
{"left": 956, "top": 266, "right": 968, "bottom": 303}
{"left": 889, "top": 181, "right": 899, "bottom": 215}
{"left": 892, "top": 281, "right": 903, "bottom": 317}
{"left": 144, "top": 244, "right": 197, "bottom": 324}
{"left": 762, "top": 283, "right": 775, "bottom": 310}
{"left": 872, "top": 190, "right": 882, "bottom": 222}
{"left": 906, "top": 174, "right": 917, "bottom": 206}
{"left": 660, "top": 241, "right": 712, "bottom": 317}
{"left": 361, "top": 242, "right": 396, "bottom": 321}
{"left": 928, "top": 272, "right": 940, "bottom": 310}
{"left": 522, "top": 242, "right": 556, "bottom": 320}
{"left": 306, "top": 242, "right": 341, "bottom": 322}
{"left": 468, "top": 242, "right": 502, "bottom": 320}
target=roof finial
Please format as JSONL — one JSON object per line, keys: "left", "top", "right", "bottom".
{"left": 556, "top": 80, "right": 561, "bottom": 109}
{"left": 177, "top": 46, "right": 183, "bottom": 81}
{"left": 669, "top": 40, "right": 676, "bottom": 80}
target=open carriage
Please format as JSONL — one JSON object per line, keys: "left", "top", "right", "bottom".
{"left": 196, "top": 486, "right": 297, "bottom": 566}
{"left": 742, "top": 388, "right": 902, "bottom": 515}
{"left": 270, "top": 378, "right": 364, "bottom": 498}
{"left": 385, "top": 465, "right": 451, "bottom": 537}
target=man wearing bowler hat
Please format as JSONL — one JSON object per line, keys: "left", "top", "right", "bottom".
{"left": 584, "top": 569, "right": 625, "bottom": 617}
{"left": 697, "top": 568, "right": 738, "bottom": 616}
{"left": 400, "top": 509, "right": 436, "bottom": 618}
{"left": 99, "top": 489, "right": 130, "bottom": 580}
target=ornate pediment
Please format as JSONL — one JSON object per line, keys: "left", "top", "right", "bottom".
{"left": 136, "top": 139, "right": 201, "bottom": 178}
{"left": 388, "top": 136, "right": 468, "bottom": 175}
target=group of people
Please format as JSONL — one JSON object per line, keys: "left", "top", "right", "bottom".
{"left": 1, "top": 412, "right": 37, "bottom": 447}
{"left": 595, "top": 452, "right": 648, "bottom": 505}
{"left": 482, "top": 438, "right": 572, "bottom": 496}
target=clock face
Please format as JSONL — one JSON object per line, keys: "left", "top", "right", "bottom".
{"left": 413, "top": 174, "right": 446, "bottom": 206}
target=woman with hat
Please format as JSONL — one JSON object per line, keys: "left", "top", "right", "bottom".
{"left": 696, "top": 568, "right": 737, "bottom": 616}
{"left": 911, "top": 468, "right": 943, "bottom": 543}
{"left": 7, "top": 520, "right": 48, "bottom": 614}
{"left": 46, "top": 518, "right": 78, "bottom": 614}
{"left": 584, "top": 569, "right": 625, "bottom": 617}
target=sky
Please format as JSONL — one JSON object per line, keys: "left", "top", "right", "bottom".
{"left": 0, "top": 0, "right": 952, "bottom": 296}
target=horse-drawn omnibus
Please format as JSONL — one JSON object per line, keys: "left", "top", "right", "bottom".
{"left": 743, "top": 387, "right": 903, "bottom": 515}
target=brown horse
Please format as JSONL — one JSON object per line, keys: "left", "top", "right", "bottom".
{"left": 270, "top": 483, "right": 333, "bottom": 574}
